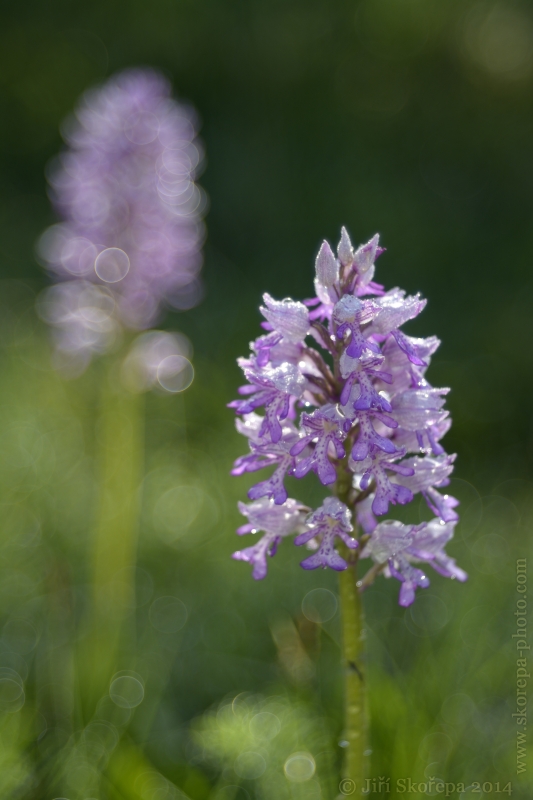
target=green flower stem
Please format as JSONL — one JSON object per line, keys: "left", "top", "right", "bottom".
{"left": 336, "top": 456, "right": 369, "bottom": 795}
{"left": 88, "top": 349, "right": 145, "bottom": 702}
{"left": 338, "top": 547, "right": 368, "bottom": 794}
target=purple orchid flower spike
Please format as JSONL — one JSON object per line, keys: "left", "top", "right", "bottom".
{"left": 294, "top": 497, "right": 358, "bottom": 571}
{"left": 37, "top": 68, "right": 205, "bottom": 376}
{"left": 228, "top": 226, "right": 466, "bottom": 790}
{"left": 229, "top": 225, "right": 465, "bottom": 606}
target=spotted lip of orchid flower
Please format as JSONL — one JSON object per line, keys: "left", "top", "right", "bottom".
{"left": 294, "top": 497, "right": 358, "bottom": 571}
{"left": 229, "top": 226, "right": 464, "bottom": 602}
{"left": 290, "top": 404, "right": 347, "bottom": 486}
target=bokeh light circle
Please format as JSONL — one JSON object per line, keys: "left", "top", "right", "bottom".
{"left": 0, "top": 677, "right": 24, "bottom": 712}
{"left": 95, "top": 248, "right": 130, "bottom": 283}
{"left": 409, "top": 594, "right": 450, "bottom": 633}
{"left": 156, "top": 355, "right": 194, "bottom": 392}
{"left": 125, "top": 111, "right": 160, "bottom": 144}
{"left": 301, "top": 588, "right": 338, "bottom": 623}
{"left": 149, "top": 596, "right": 188, "bottom": 634}
{"left": 2, "top": 618, "right": 38, "bottom": 654}
{"left": 249, "top": 711, "right": 281, "bottom": 740}
{"left": 284, "top": 752, "right": 316, "bottom": 782}
{"left": 234, "top": 751, "right": 266, "bottom": 779}
{"left": 470, "top": 533, "right": 509, "bottom": 575}
{"left": 109, "top": 672, "right": 144, "bottom": 708}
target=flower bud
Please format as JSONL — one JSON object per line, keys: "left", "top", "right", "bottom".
{"left": 315, "top": 241, "right": 339, "bottom": 288}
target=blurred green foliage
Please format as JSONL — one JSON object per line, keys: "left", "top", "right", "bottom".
{"left": 2, "top": 0, "right": 533, "bottom": 482}
{"left": 0, "top": 0, "right": 533, "bottom": 798}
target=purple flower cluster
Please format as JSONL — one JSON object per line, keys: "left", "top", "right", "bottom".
{"left": 37, "top": 68, "right": 205, "bottom": 374}
{"left": 229, "top": 228, "right": 466, "bottom": 606}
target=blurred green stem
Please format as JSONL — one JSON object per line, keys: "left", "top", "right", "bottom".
{"left": 336, "top": 464, "right": 368, "bottom": 795}
{"left": 90, "top": 347, "right": 144, "bottom": 694}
